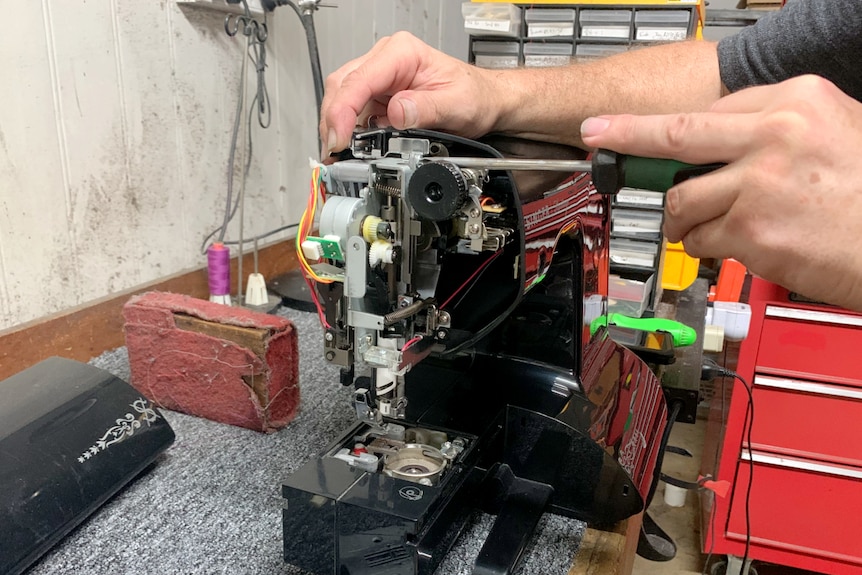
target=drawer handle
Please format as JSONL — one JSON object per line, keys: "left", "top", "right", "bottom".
{"left": 765, "top": 305, "right": 862, "bottom": 328}
{"left": 754, "top": 375, "right": 862, "bottom": 401}
{"left": 742, "top": 450, "right": 862, "bottom": 480}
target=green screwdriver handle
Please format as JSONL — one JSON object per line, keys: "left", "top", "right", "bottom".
{"left": 592, "top": 149, "right": 724, "bottom": 195}
{"left": 590, "top": 313, "right": 697, "bottom": 347}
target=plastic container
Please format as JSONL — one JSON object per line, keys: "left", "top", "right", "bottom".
{"left": 661, "top": 240, "right": 699, "bottom": 291}
{"left": 462, "top": 2, "right": 521, "bottom": 38}
{"left": 525, "top": 8, "right": 576, "bottom": 38}
{"left": 611, "top": 208, "right": 663, "bottom": 237}
{"left": 579, "top": 9, "right": 633, "bottom": 40}
{"left": 523, "top": 42, "right": 573, "bottom": 67}
{"left": 608, "top": 273, "right": 655, "bottom": 318}
{"left": 472, "top": 40, "right": 520, "bottom": 69}
{"left": 574, "top": 43, "right": 628, "bottom": 60}
{"left": 664, "top": 483, "right": 687, "bottom": 507}
{"left": 610, "top": 238, "right": 658, "bottom": 269}
{"left": 634, "top": 9, "right": 691, "bottom": 42}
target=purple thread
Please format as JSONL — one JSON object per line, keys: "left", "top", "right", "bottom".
{"left": 207, "top": 243, "right": 231, "bottom": 296}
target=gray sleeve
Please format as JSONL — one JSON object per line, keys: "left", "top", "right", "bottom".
{"left": 717, "top": 0, "right": 862, "bottom": 100}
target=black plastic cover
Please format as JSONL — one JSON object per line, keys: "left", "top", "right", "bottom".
{"left": 0, "top": 357, "right": 175, "bottom": 575}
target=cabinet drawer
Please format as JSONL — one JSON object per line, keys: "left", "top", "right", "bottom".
{"left": 752, "top": 375, "right": 862, "bottom": 466}
{"left": 728, "top": 451, "right": 862, "bottom": 565}
{"left": 756, "top": 305, "right": 862, "bottom": 387}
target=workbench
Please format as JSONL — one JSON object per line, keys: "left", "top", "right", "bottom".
{"left": 24, "top": 306, "right": 641, "bottom": 575}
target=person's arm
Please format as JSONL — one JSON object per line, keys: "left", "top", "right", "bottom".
{"left": 319, "top": 33, "right": 723, "bottom": 155}
{"left": 494, "top": 40, "right": 722, "bottom": 148}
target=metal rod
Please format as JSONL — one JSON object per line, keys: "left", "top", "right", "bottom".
{"left": 429, "top": 157, "right": 593, "bottom": 172}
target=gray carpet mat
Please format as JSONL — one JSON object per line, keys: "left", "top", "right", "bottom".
{"left": 27, "top": 306, "right": 585, "bottom": 575}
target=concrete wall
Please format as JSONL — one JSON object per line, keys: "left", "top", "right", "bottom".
{"left": 0, "top": 0, "right": 468, "bottom": 330}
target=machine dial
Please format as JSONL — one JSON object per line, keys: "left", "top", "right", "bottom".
{"left": 406, "top": 161, "right": 469, "bottom": 221}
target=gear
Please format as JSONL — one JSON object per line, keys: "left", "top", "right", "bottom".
{"left": 406, "top": 161, "right": 469, "bottom": 221}
{"left": 368, "top": 240, "right": 394, "bottom": 267}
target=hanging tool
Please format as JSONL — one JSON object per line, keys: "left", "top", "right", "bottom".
{"left": 432, "top": 150, "right": 724, "bottom": 196}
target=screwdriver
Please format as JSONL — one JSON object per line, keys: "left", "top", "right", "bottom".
{"left": 433, "top": 150, "right": 724, "bottom": 195}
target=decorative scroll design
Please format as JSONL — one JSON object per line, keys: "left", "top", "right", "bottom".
{"left": 77, "top": 398, "right": 160, "bottom": 464}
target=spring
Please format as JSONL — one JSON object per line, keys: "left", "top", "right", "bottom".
{"left": 375, "top": 183, "right": 402, "bottom": 197}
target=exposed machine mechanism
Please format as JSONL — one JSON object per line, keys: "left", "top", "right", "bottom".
{"left": 301, "top": 130, "right": 531, "bottom": 427}
{"left": 283, "top": 128, "right": 669, "bottom": 575}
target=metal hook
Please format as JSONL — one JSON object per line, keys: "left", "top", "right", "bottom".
{"left": 224, "top": 14, "right": 268, "bottom": 43}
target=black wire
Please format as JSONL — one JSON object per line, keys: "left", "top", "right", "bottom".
{"left": 701, "top": 353, "right": 728, "bottom": 575}
{"left": 201, "top": 0, "right": 274, "bottom": 255}
{"left": 221, "top": 222, "right": 299, "bottom": 247}
{"left": 700, "top": 361, "right": 755, "bottom": 574}
{"left": 735, "top": 371, "right": 755, "bottom": 572}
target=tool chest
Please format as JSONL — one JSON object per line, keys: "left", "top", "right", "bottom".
{"left": 701, "top": 276, "right": 862, "bottom": 574}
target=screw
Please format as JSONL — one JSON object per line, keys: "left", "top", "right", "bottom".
{"left": 436, "top": 329, "right": 447, "bottom": 340}
{"left": 437, "top": 311, "right": 450, "bottom": 324}
{"left": 469, "top": 224, "right": 480, "bottom": 234}
{"left": 325, "top": 332, "right": 334, "bottom": 342}
{"left": 469, "top": 208, "right": 480, "bottom": 218}
{"left": 325, "top": 351, "right": 335, "bottom": 361}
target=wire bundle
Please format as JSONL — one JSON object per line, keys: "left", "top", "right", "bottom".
{"left": 296, "top": 166, "right": 332, "bottom": 327}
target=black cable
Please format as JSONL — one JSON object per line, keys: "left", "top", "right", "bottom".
{"left": 647, "top": 399, "right": 683, "bottom": 508}
{"left": 701, "top": 355, "right": 727, "bottom": 575}
{"left": 276, "top": 1, "right": 324, "bottom": 122}
{"left": 221, "top": 222, "right": 299, "bottom": 247}
{"left": 701, "top": 358, "right": 755, "bottom": 573}
{"left": 201, "top": 0, "right": 276, "bottom": 255}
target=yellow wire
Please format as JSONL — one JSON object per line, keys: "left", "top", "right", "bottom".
{"left": 296, "top": 167, "right": 334, "bottom": 284}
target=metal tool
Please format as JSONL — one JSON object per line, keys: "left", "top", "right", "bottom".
{"left": 432, "top": 150, "right": 724, "bottom": 196}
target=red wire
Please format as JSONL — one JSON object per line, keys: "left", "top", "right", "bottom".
{"left": 439, "top": 251, "right": 503, "bottom": 310}
{"left": 301, "top": 271, "right": 331, "bottom": 329}
{"left": 402, "top": 336, "right": 423, "bottom": 351}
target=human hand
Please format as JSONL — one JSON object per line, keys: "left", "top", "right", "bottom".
{"left": 319, "top": 32, "right": 505, "bottom": 157}
{"left": 581, "top": 75, "right": 862, "bottom": 310}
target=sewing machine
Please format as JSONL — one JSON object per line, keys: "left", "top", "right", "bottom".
{"left": 282, "top": 128, "right": 668, "bottom": 575}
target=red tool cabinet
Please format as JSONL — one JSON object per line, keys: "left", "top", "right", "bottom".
{"left": 700, "top": 276, "right": 862, "bottom": 575}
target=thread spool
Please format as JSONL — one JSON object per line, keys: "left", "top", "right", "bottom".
{"left": 207, "top": 242, "right": 232, "bottom": 305}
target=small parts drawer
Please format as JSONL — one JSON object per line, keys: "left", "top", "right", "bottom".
{"left": 751, "top": 376, "right": 862, "bottom": 467}
{"left": 728, "top": 451, "right": 862, "bottom": 565}
{"left": 756, "top": 305, "right": 862, "bottom": 387}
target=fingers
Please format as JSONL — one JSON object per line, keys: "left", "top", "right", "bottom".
{"left": 661, "top": 165, "right": 740, "bottom": 243}
{"left": 321, "top": 33, "right": 437, "bottom": 154}
{"left": 580, "top": 111, "right": 758, "bottom": 164}
{"left": 318, "top": 37, "right": 390, "bottom": 152}
{"left": 680, "top": 217, "right": 735, "bottom": 261}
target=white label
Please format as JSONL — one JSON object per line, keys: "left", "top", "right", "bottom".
{"left": 616, "top": 192, "right": 663, "bottom": 206}
{"left": 636, "top": 28, "right": 687, "bottom": 41}
{"left": 465, "top": 19, "right": 512, "bottom": 32}
{"left": 528, "top": 24, "right": 574, "bottom": 38}
{"left": 581, "top": 26, "right": 630, "bottom": 39}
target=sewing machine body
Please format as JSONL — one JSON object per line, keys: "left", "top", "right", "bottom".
{"left": 282, "top": 129, "right": 667, "bottom": 574}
